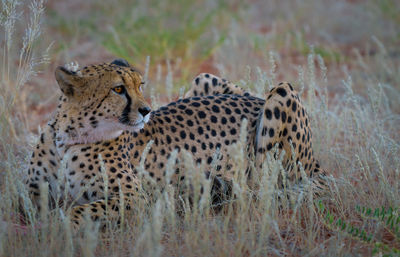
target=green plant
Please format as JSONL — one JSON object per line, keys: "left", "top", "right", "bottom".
{"left": 317, "top": 201, "right": 400, "bottom": 256}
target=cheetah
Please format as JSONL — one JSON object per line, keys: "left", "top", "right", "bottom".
{"left": 26, "top": 59, "right": 327, "bottom": 229}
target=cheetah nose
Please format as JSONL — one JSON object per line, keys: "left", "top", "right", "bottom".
{"left": 138, "top": 106, "right": 151, "bottom": 117}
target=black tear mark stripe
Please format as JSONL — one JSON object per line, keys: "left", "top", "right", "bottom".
{"left": 119, "top": 76, "right": 132, "bottom": 124}
{"left": 121, "top": 93, "right": 132, "bottom": 124}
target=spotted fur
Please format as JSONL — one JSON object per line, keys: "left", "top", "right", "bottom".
{"left": 26, "top": 60, "right": 327, "bottom": 230}
{"left": 185, "top": 73, "right": 251, "bottom": 98}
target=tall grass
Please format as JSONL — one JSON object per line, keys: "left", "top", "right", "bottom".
{"left": 1, "top": 0, "right": 399, "bottom": 256}
{"left": 0, "top": 0, "right": 49, "bottom": 192}
{"left": 0, "top": 0, "right": 48, "bottom": 252}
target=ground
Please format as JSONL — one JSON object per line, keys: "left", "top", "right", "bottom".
{"left": 0, "top": 0, "right": 399, "bottom": 256}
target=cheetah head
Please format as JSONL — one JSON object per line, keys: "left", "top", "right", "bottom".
{"left": 53, "top": 59, "right": 151, "bottom": 148}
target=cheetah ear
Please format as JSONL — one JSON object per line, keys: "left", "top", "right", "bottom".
{"left": 111, "top": 58, "right": 130, "bottom": 67}
{"left": 55, "top": 66, "right": 84, "bottom": 97}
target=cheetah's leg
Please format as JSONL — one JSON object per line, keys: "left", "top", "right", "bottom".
{"left": 26, "top": 124, "right": 64, "bottom": 209}
{"left": 255, "top": 82, "right": 328, "bottom": 192}
{"left": 185, "top": 73, "right": 252, "bottom": 98}
{"left": 69, "top": 195, "right": 139, "bottom": 231}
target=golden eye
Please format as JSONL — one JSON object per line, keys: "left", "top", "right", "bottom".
{"left": 113, "top": 86, "right": 125, "bottom": 94}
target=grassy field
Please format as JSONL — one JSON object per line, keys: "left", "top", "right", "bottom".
{"left": 1, "top": 0, "right": 399, "bottom": 256}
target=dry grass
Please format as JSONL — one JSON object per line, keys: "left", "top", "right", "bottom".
{"left": 1, "top": 0, "right": 399, "bottom": 256}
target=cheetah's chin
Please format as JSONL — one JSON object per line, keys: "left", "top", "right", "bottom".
{"left": 121, "top": 112, "right": 151, "bottom": 132}
{"left": 123, "top": 121, "right": 145, "bottom": 132}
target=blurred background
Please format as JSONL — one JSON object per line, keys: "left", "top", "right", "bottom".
{"left": 2, "top": 0, "right": 399, "bottom": 133}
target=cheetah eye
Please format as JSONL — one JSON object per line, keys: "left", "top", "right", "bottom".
{"left": 112, "top": 85, "right": 125, "bottom": 94}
